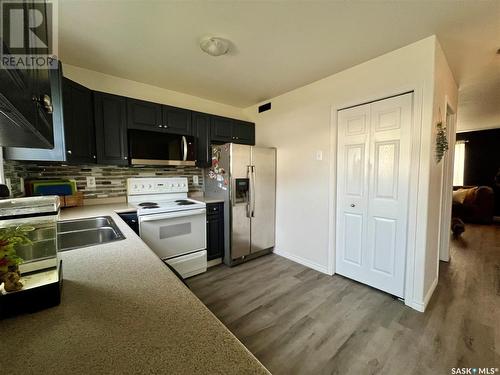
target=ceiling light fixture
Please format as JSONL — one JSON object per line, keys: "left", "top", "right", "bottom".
{"left": 200, "top": 37, "right": 230, "bottom": 57}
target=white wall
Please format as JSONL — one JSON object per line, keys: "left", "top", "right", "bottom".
{"left": 244, "top": 36, "right": 455, "bottom": 310}
{"left": 63, "top": 64, "right": 247, "bottom": 120}
{"left": 423, "top": 41, "right": 458, "bottom": 298}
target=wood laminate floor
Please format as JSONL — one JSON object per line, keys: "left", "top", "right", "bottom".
{"left": 187, "top": 224, "right": 500, "bottom": 374}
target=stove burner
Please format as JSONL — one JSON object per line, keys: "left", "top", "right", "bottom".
{"left": 175, "top": 199, "right": 195, "bottom": 206}
{"left": 139, "top": 202, "right": 158, "bottom": 207}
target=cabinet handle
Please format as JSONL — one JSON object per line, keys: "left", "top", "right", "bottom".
{"left": 350, "top": 204, "right": 356, "bottom": 207}
{"left": 93, "top": 155, "right": 96, "bottom": 159}
{"left": 124, "top": 156, "right": 128, "bottom": 160}
{"left": 158, "top": 125, "right": 162, "bottom": 128}
{"left": 164, "top": 124, "right": 168, "bottom": 128}
{"left": 34, "top": 94, "right": 53, "bottom": 114}
{"left": 43, "top": 94, "right": 53, "bottom": 114}
{"left": 67, "top": 150, "right": 72, "bottom": 155}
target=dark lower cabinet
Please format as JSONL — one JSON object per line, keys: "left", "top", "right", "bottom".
{"left": 192, "top": 112, "right": 212, "bottom": 168}
{"left": 62, "top": 78, "right": 96, "bottom": 163}
{"left": 94, "top": 92, "right": 128, "bottom": 165}
{"left": 206, "top": 202, "right": 224, "bottom": 261}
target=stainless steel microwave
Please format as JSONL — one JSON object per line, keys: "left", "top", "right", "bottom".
{"left": 128, "top": 129, "right": 196, "bottom": 166}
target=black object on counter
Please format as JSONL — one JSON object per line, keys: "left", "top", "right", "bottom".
{"left": 0, "top": 261, "right": 63, "bottom": 319}
{"left": 0, "top": 184, "right": 10, "bottom": 199}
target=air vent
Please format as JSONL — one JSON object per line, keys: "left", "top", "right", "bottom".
{"left": 258, "top": 102, "right": 271, "bottom": 113}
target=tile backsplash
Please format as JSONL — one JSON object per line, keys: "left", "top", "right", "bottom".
{"left": 3, "top": 160, "right": 204, "bottom": 199}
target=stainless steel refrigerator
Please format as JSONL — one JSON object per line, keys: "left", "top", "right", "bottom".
{"left": 205, "top": 144, "right": 276, "bottom": 266}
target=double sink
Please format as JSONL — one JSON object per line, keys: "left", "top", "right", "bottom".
{"left": 58, "top": 216, "right": 125, "bottom": 251}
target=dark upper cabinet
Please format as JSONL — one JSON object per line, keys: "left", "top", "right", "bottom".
{"left": 206, "top": 202, "right": 224, "bottom": 261}
{"left": 192, "top": 112, "right": 211, "bottom": 168}
{"left": 94, "top": 92, "right": 128, "bottom": 166}
{"left": 162, "top": 105, "right": 191, "bottom": 135}
{"left": 210, "top": 116, "right": 234, "bottom": 143}
{"left": 210, "top": 116, "right": 255, "bottom": 145}
{"left": 127, "top": 99, "right": 191, "bottom": 135}
{"left": 232, "top": 120, "right": 255, "bottom": 145}
{"left": 0, "top": 0, "right": 54, "bottom": 149}
{"left": 127, "top": 98, "right": 162, "bottom": 132}
{"left": 62, "top": 78, "right": 96, "bottom": 163}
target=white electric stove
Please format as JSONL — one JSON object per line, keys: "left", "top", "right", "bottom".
{"left": 127, "top": 177, "right": 207, "bottom": 278}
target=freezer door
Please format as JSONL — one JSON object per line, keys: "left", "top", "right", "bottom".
{"left": 250, "top": 147, "right": 276, "bottom": 253}
{"left": 230, "top": 144, "right": 252, "bottom": 259}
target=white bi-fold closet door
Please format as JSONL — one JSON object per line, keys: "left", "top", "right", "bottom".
{"left": 336, "top": 92, "right": 412, "bottom": 298}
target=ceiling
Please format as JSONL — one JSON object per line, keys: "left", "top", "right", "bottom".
{"left": 59, "top": 1, "right": 499, "bottom": 123}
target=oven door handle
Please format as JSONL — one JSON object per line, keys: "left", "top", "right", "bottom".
{"left": 139, "top": 208, "right": 206, "bottom": 222}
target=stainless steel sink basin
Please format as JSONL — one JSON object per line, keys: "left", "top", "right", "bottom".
{"left": 58, "top": 216, "right": 116, "bottom": 233}
{"left": 58, "top": 216, "right": 125, "bottom": 252}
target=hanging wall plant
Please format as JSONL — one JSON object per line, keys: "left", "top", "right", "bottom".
{"left": 435, "top": 121, "right": 448, "bottom": 163}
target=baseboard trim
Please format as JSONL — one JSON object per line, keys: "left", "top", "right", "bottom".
{"left": 207, "top": 258, "right": 222, "bottom": 268}
{"left": 273, "top": 249, "right": 330, "bottom": 275}
{"left": 406, "top": 277, "right": 438, "bottom": 312}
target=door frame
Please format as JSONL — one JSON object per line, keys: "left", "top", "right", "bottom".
{"left": 438, "top": 98, "right": 457, "bottom": 262}
{"left": 328, "top": 84, "right": 424, "bottom": 310}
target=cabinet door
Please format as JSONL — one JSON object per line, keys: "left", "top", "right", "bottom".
{"left": 192, "top": 112, "right": 211, "bottom": 168}
{"left": 29, "top": 0, "right": 53, "bottom": 139}
{"left": 232, "top": 120, "right": 255, "bottom": 145}
{"left": 210, "top": 116, "right": 233, "bottom": 143}
{"left": 94, "top": 92, "right": 128, "bottom": 165}
{"left": 0, "top": 1, "right": 53, "bottom": 149}
{"left": 62, "top": 78, "right": 96, "bottom": 163}
{"left": 162, "top": 105, "right": 191, "bottom": 135}
{"left": 206, "top": 203, "right": 224, "bottom": 260}
{"left": 127, "top": 98, "right": 162, "bottom": 132}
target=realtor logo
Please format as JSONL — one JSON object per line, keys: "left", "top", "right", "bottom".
{"left": 1, "top": 0, "right": 58, "bottom": 69}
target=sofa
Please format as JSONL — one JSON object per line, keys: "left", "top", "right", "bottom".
{"left": 452, "top": 186, "right": 495, "bottom": 224}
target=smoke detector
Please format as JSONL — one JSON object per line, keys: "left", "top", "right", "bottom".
{"left": 200, "top": 37, "right": 230, "bottom": 57}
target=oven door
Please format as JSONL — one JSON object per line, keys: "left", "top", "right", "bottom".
{"left": 138, "top": 208, "right": 206, "bottom": 259}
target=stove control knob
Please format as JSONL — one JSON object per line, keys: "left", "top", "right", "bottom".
{"left": 148, "top": 184, "right": 152, "bottom": 189}
{"left": 141, "top": 184, "right": 145, "bottom": 189}
{"left": 133, "top": 184, "right": 137, "bottom": 190}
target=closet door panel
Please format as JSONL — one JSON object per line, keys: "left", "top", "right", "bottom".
{"left": 336, "top": 92, "right": 413, "bottom": 299}
{"left": 336, "top": 104, "right": 370, "bottom": 281}
{"left": 366, "top": 92, "right": 413, "bottom": 297}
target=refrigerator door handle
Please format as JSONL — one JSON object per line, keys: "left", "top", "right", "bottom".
{"left": 246, "top": 165, "right": 252, "bottom": 217}
{"left": 251, "top": 165, "right": 256, "bottom": 217}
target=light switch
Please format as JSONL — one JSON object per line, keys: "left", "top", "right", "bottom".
{"left": 316, "top": 150, "right": 323, "bottom": 161}
{"left": 193, "top": 175, "right": 199, "bottom": 186}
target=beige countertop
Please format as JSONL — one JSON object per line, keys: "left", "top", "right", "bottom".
{"left": 0, "top": 203, "right": 268, "bottom": 375}
{"left": 188, "top": 193, "right": 225, "bottom": 204}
